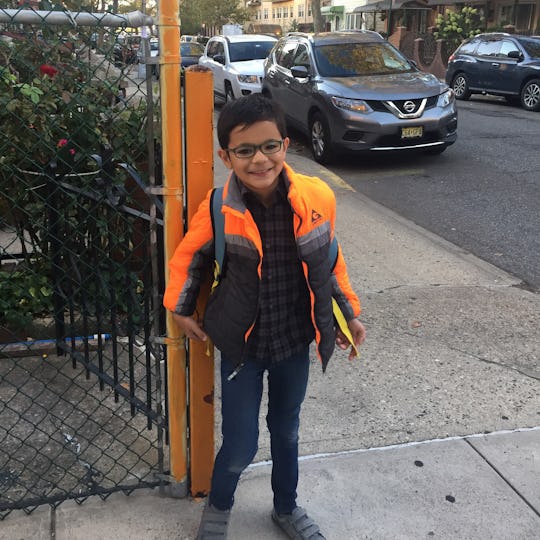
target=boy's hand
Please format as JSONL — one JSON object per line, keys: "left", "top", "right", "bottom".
{"left": 171, "top": 313, "right": 208, "bottom": 341}
{"left": 336, "top": 318, "right": 366, "bottom": 360}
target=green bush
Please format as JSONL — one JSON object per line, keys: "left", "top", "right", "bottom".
{"left": 0, "top": 26, "right": 151, "bottom": 334}
{"left": 434, "top": 7, "right": 484, "bottom": 54}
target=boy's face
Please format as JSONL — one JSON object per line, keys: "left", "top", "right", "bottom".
{"left": 218, "top": 120, "right": 289, "bottom": 202}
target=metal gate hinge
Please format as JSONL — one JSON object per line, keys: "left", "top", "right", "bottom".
{"left": 151, "top": 335, "right": 184, "bottom": 346}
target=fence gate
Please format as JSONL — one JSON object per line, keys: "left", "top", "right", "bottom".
{"left": 0, "top": 8, "right": 169, "bottom": 519}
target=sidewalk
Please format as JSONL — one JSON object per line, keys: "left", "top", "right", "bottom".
{"left": 2, "top": 144, "right": 539, "bottom": 539}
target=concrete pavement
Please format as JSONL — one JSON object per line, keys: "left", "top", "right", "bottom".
{"left": 2, "top": 136, "right": 539, "bottom": 539}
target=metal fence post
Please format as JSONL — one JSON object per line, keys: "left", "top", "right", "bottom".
{"left": 184, "top": 67, "right": 215, "bottom": 497}
{"left": 159, "top": 0, "right": 187, "bottom": 497}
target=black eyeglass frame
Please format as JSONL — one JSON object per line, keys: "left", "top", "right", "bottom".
{"left": 225, "top": 139, "right": 285, "bottom": 159}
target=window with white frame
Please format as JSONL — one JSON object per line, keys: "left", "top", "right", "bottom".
{"left": 346, "top": 13, "right": 363, "bottom": 29}
{"left": 277, "top": 7, "right": 282, "bottom": 18}
{"left": 263, "top": 8, "right": 268, "bottom": 20}
{"left": 298, "top": 4, "right": 304, "bottom": 18}
{"left": 308, "top": 2, "right": 312, "bottom": 16}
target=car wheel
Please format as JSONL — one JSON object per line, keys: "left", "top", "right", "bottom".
{"left": 452, "top": 73, "right": 471, "bottom": 100}
{"left": 309, "top": 112, "right": 333, "bottom": 164}
{"left": 520, "top": 79, "right": 540, "bottom": 112}
{"left": 225, "top": 83, "right": 235, "bottom": 103}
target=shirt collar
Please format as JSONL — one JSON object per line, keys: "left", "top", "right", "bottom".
{"left": 236, "top": 172, "right": 288, "bottom": 206}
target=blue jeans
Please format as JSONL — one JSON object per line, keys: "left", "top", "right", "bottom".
{"left": 209, "top": 346, "right": 310, "bottom": 514}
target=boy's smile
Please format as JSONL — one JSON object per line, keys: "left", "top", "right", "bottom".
{"left": 218, "top": 120, "right": 289, "bottom": 204}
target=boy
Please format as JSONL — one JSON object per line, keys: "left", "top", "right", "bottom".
{"left": 163, "top": 94, "right": 365, "bottom": 539}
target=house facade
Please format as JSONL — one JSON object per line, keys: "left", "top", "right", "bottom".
{"left": 244, "top": 0, "right": 539, "bottom": 35}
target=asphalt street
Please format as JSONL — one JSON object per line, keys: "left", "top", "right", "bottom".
{"left": 301, "top": 98, "right": 540, "bottom": 292}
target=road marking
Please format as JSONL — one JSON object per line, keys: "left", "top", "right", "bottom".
{"left": 316, "top": 167, "right": 356, "bottom": 191}
{"left": 319, "top": 167, "right": 426, "bottom": 192}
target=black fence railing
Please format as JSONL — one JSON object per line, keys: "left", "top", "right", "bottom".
{"left": 0, "top": 7, "right": 168, "bottom": 519}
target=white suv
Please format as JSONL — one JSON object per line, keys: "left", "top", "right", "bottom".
{"left": 198, "top": 34, "right": 277, "bottom": 102}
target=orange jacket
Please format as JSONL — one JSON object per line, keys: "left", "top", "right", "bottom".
{"left": 163, "top": 162, "right": 360, "bottom": 371}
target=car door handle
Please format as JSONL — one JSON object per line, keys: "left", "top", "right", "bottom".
{"left": 284, "top": 79, "right": 290, "bottom": 85}
{"left": 491, "top": 62, "right": 500, "bottom": 67}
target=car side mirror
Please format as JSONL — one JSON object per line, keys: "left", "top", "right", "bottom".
{"left": 291, "top": 65, "right": 309, "bottom": 79}
{"left": 507, "top": 50, "right": 523, "bottom": 61}
{"left": 213, "top": 54, "right": 225, "bottom": 65}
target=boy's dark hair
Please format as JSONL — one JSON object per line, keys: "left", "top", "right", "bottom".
{"left": 217, "top": 94, "right": 287, "bottom": 150}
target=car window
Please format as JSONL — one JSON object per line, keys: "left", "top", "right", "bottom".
{"left": 206, "top": 40, "right": 218, "bottom": 56}
{"left": 476, "top": 40, "right": 501, "bottom": 56}
{"left": 313, "top": 42, "right": 412, "bottom": 77}
{"left": 181, "top": 43, "right": 205, "bottom": 56}
{"left": 228, "top": 41, "right": 275, "bottom": 62}
{"left": 277, "top": 41, "right": 297, "bottom": 69}
{"left": 499, "top": 40, "right": 520, "bottom": 57}
{"left": 215, "top": 42, "right": 225, "bottom": 57}
{"left": 519, "top": 37, "right": 540, "bottom": 57}
{"left": 292, "top": 44, "right": 311, "bottom": 69}
{"left": 457, "top": 41, "right": 478, "bottom": 55}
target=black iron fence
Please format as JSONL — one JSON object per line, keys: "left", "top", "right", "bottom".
{"left": 0, "top": 6, "right": 168, "bottom": 519}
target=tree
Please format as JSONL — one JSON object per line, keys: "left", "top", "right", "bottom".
{"left": 311, "top": 0, "right": 324, "bottom": 33}
{"left": 434, "top": 7, "right": 483, "bottom": 54}
{"left": 179, "top": 0, "right": 250, "bottom": 35}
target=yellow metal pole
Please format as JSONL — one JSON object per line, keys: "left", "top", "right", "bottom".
{"left": 160, "top": 0, "right": 186, "bottom": 494}
{"left": 184, "top": 67, "right": 215, "bottom": 497}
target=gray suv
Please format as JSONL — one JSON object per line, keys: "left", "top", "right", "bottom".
{"left": 262, "top": 31, "right": 458, "bottom": 163}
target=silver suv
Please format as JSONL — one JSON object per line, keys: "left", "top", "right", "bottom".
{"left": 262, "top": 31, "right": 458, "bottom": 163}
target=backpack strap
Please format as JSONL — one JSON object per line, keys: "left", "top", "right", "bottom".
{"left": 210, "top": 187, "right": 225, "bottom": 290}
{"left": 328, "top": 235, "right": 338, "bottom": 271}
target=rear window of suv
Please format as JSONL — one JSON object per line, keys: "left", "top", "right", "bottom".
{"left": 313, "top": 42, "right": 412, "bottom": 77}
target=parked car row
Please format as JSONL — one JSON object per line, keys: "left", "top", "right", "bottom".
{"left": 155, "top": 30, "right": 540, "bottom": 164}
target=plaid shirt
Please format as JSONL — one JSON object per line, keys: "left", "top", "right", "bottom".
{"left": 239, "top": 178, "right": 315, "bottom": 363}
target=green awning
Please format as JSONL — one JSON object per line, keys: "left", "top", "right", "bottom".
{"left": 321, "top": 5, "right": 345, "bottom": 16}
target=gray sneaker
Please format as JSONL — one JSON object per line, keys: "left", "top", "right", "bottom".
{"left": 196, "top": 500, "right": 231, "bottom": 540}
{"left": 272, "top": 506, "right": 326, "bottom": 540}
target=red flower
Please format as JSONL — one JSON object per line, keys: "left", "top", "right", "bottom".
{"left": 39, "top": 64, "right": 58, "bottom": 77}
{"left": 57, "top": 138, "right": 68, "bottom": 148}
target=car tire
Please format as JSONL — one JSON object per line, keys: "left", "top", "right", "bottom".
{"left": 452, "top": 73, "right": 471, "bottom": 100}
{"left": 309, "top": 112, "right": 333, "bottom": 164}
{"left": 520, "top": 79, "right": 540, "bottom": 112}
{"left": 225, "top": 83, "right": 235, "bottom": 103}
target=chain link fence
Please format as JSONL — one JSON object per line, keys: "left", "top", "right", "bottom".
{"left": 0, "top": 5, "right": 169, "bottom": 519}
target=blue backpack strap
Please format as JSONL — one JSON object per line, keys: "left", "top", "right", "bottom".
{"left": 329, "top": 236, "right": 338, "bottom": 271}
{"left": 210, "top": 187, "right": 225, "bottom": 285}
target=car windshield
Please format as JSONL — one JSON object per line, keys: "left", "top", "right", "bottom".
{"left": 313, "top": 42, "right": 412, "bottom": 77}
{"left": 181, "top": 42, "right": 205, "bottom": 56}
{"left": 228, "top": 41, "right": 275, "bottom": 62}
{"left": 519, "top": 37, "right": 540, "bottom": 58}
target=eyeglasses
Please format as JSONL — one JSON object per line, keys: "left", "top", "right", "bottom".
{"left": 226, "top": 139, "right": 284, "bottom": 159}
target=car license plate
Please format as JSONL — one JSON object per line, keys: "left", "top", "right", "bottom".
{"left": 401, "top": 126, "right": 423, "bottom": 139}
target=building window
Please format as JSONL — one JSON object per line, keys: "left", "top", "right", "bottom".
{"left": 298, "top": 4, "right": 304, "bottom": 18}
{"left": 346, "top": 13, "right": 363, "bottom": 29}
{"left": 263, "top": 8, "right": 268, "bottom": 20}
{"left": 277, "top": 7, "right": 282, "bottom": 18}
{"left": 308, "top": 2, "right": 312, "bottom": 17}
